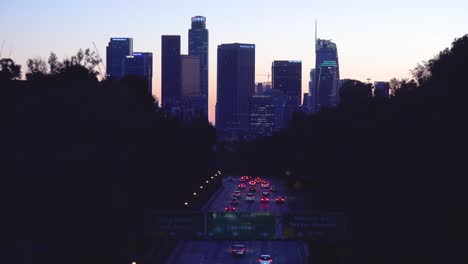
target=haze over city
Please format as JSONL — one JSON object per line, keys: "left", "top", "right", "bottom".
{"left": 2, "top": 0, "right": 467, "bottom": 122}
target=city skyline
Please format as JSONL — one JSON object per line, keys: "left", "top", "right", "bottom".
{"left": 2, "top": 0, "right": 467, "bottom": 123}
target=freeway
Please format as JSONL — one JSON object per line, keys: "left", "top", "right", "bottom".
{"left": 208, "top": 176, "right": 291, "bottom": 215}
{"left": 166, "top": 240, "right": 308, "bottom": 264}
{"left": 164, "top": 176, "right": 308, "bottom": 264}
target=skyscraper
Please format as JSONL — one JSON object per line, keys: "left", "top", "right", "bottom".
{"left": 179, "top": 54, "right": 204, "bottom": 120}
{"left": 272, "top": 60, "right": 302, "bottom": 125}
{"left": 188, "top": 16, "right": 209, "bottom": 120}
{"left": 161, "top": 35, "right": 181, "bottom": 108}
{"left": 181, "top": 55, "right": 200, "bottom": 97}
{"left": 106, "top": 38, "right": 133, "bottom": 79}
{"left": 308, "top": 68, "right": 316, "bottom": 113}
{"left": 249, "top": 95, "right": 275, "bottom": 137}
{"left": 123, "top": 52, "right": 153, "bottom": 94}
{"left": 314, "top": 39, "right": 340, "bottom": 110}
{"left": 216, "top": 43, "right": 255, "bottom": 133}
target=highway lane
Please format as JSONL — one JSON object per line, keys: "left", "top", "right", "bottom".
{"left": 166, "top": 240, "right": 308, "bottom": 264}
{"left": 208, "top": 176, "right": 291, "bottom": 215}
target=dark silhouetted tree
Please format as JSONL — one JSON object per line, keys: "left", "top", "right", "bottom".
{"left": 0, "top": 58, "right": 21, "bottom": 81}
{"left": 26, "top": 57, "right": 48, "bottom": 80}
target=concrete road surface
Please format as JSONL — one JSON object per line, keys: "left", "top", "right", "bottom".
{"left": 166, "top": 240, "right": 308, "bottom": 264}
{"left": 208, "top": 176, "right": 291, "bottom": 215}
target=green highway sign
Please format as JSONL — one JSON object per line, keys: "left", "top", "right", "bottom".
{"left": 207, "top": 212, "right": 275, "bottom": 240}
{"left": 282, "top": 212, "right": 346, "bottom": 242}
{"left": 145, "top": 211, "right": 205, "bottom": 239}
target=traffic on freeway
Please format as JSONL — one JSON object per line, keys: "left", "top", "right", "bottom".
{"left": 165, "top": 176, "right": 304, "bottom": 264}
{"left": 166, "top": 240, "right": 308, "bottom": 264}
{"left": 208, "top": 175, "right": 291, "bottom": 215}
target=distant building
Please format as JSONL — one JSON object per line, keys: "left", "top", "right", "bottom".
{"left": 216, "top": 43, "right": 255, "bottom": 134}
{"left": 161, "top": 35, "right": 181, "bottom": 108}
{"left": 249, "top": 94, "right": 275, "bottom": 137}
{"left": 255, "top": 82, "right": 272, "bottom": 95}
{"left": 272, "top": 60, "right": 302, "bottom": 126}
{"left": 123, "top": 52, "right": 153, "bottom": 94}
{"left": 181, "top": 55, "right": 200, "bottom": 97}
{"left": 180, "top": 54, "right": 204, "bottom": 120}
{"left": 307, "top": 68, "right": 316, "bottom": 113}
{"left": 374, "top": 81, "right": 390, "bottom": 98}
{"left": 314, "top": 39, "right": 340, "bottom": 111}
{"left": 265, "top": 88, "right": 287, "bottom": 131}
{"left": 189, "top": 16, "right": 209, "bottom": 120}
{"left": 106, "top": 38, "right": 133, "bottom": 79}
{"left": 302, "top": 92, "right": 309, "bottom": 109}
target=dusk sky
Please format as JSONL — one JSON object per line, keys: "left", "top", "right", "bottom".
{"left": 2, "top": 0, "right": 467, "bottom": 123}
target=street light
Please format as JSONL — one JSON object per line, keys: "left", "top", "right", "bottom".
{"left": 206, "top": 180, "right": 209, "bottom": 184}
{"left": 211, "top": 176, "right": 214, "bottom": 179}
{"left": 193, "top": 192, "right": 197, "bottom": 196}
{"left": 184, "top": 202, "right": 189, "bottom": 206}
{"left": 200, "top": 186, "right": 204, "bottom": 189}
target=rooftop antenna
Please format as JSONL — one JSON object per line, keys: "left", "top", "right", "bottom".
{"left": 315, "top": 19, "right": 318, "bottom": 48}
{"left": 0, "top": 40, "right": 5, "bottom": 58}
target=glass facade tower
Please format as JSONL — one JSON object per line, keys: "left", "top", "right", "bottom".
{"left": 188, "top": 16, "right": 209, "bottom": 120}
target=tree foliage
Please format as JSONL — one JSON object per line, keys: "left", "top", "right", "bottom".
{"left": 232, "top": 34, "right": 468, "bottom": 263}
{"left": 0, "top": 58, "right": 21, "bottom": 81}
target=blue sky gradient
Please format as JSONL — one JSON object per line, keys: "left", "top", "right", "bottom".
{"left": 1, "top": 0, "right": 467, "bottom": 122}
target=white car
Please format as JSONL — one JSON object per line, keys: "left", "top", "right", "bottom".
{"left": 258, "top": 254, "right": 272, "bottom": 263}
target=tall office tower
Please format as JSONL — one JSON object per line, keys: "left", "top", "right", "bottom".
{"left": 308, "top": 68, "right": 316, "bottom": 113}
{"left": 123, "top": 52, "right": 153, "bottom": 94}
{"left": 180, "top": 55, "right": 203, "bottom": 120}
{"left": 106, "top": 38, "right": 133, "bottom": 79}
{"left": 161, "top": 35, "right": 181, "bottom": 108}
{"left": 272, "top": 60, "right": 302, "bottom": 126}
{"left": 314, "top": 39, "right": 340, "bottom": 110}
{"left": 188, "top": 16, "right": 209, "bottom": 120}
{"left": 216, "top": 43, "right": 255, "bottom": 133}
{"left": 249, "top": 94, "right": 275, "bottom": 137}
{"left": 181, "top": 55, "right": 200, "bottom": 97}
{"left": 265, "top": 88, "right": 287, "bottom": 131}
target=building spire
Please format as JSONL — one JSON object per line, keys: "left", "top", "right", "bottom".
{"left": 315, "top": 19, "right": 317, "bottom": 49}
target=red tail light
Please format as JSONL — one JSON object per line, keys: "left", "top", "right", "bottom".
{"left": 232, "top": 207, "right": 236, "bottom": 211}
{"left": 241, "top": 248, "right": 245, "bottom": 251}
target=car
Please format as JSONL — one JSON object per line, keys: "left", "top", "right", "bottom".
{"left": 239, "top": 178, "right": 247, "bottom": 183}
{"left": 238, "top": 183, "right": 246, "bottom": 189}
{"left": 262, "top": 191, "right": 270, "bottom": 196}
{"left": 240, "top": 176, "right": 251, "bottom": 182}
{"left": 258, "top": 254, "right": 273, "bottom": 263}
{"left": 246, "top": 193, "right": 255, "bottom": 202}
{"left": 249, "top": 180, "right": 256, "bottom": 186}
{"left": 261, "top": 180, "right": 270, "bottom": 188}
{"left": 249, "top": 186, "right": 257, "bottom": 192}
{"left": 225, "top": 205, "right": 236, "bottom": 212}
{"left": 233, "top": 190, "right": 241, "bottom": 198}
{"left": 270, "top": 186, "right": 277, "bottom": 192}
{"left": 230, "top": 198, "right": 239, "bottom": 205}
{"left": 231, "top": 244, "right": 246, "bottom": 256}
{"left": 255, "top": 177, "right": 262, "bottom": 182}
{"left": 275, "top": 196, "right": 285, "bottom": 203}
{"left": 260, "top": 197, "right": 270, "bottom": 203}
